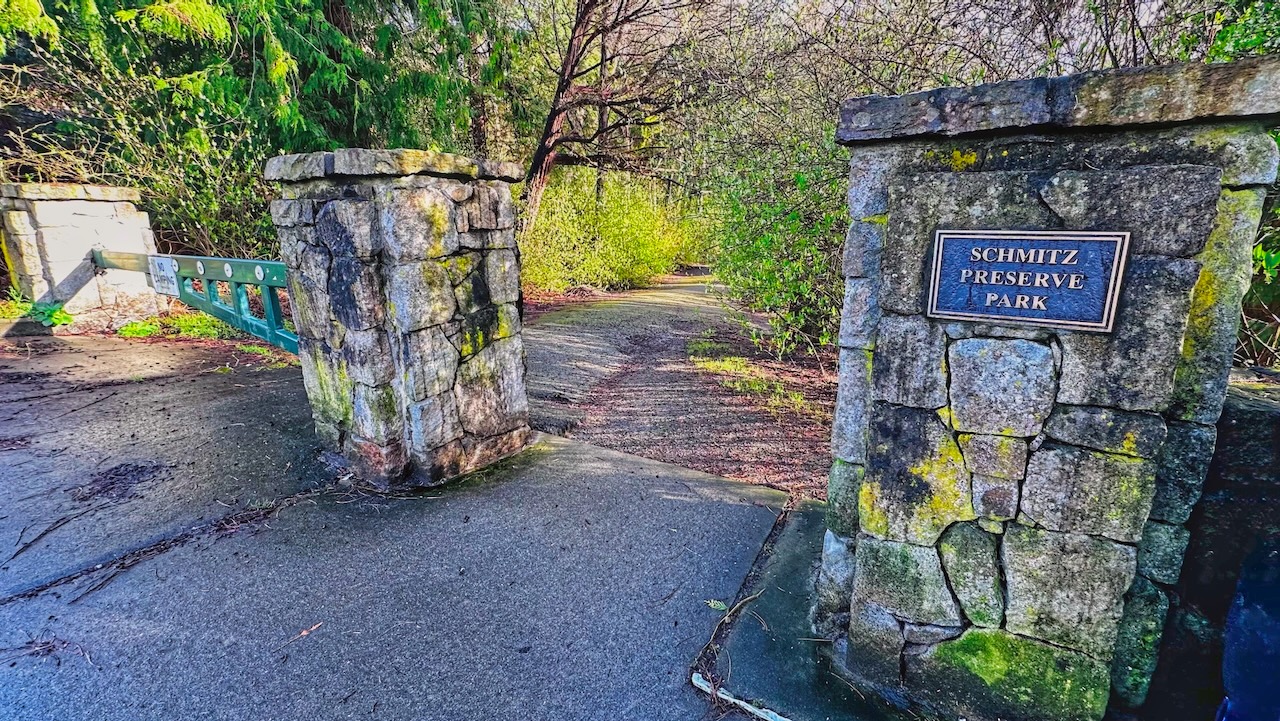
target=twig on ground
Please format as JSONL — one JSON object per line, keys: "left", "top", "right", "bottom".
{"left": 274, "top": 622, "right": 323, "bottom": 652}
{"left": 51, "top": 390, "right": 118, "bottom": 419}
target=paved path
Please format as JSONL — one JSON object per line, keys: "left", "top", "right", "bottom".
{"left": 525, "top": 274, "right": 833, "bottom": 496}
{"left": 524, "top": 273, "right": 728, "bottom": 434}
{"left": 0, "top": 310, "right": 789, "bottom": 718}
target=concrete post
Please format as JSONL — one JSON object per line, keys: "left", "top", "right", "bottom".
{"left": 1, "top": 183, "right": 160, "bottom": 331}
{"left": 265, "top": 148, "right": 532, "bottom": 487}
{"left": 815, "top": 57, "right": 1280, "bottom": 721}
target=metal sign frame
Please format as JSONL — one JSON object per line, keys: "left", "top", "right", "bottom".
{"left": 926, "top": 229, "right": 1131, "bottom": 333}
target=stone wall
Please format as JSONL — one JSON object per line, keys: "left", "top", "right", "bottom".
{"left": 1, "top": 183, "right": 160, "bottom": 331}
{"left": 265, "top": 148, "right": 531, "bottom": 487}
{"left": 815, "top": 57, "right": 1280, "bottom": 721}
{"left": 1142, "top": 383, "right": 1280, "bottom": 720}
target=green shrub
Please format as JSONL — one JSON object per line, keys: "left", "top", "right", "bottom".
{"left": 704, "top": 137, "right": 847, "bottom": 357}
{"left": 116, "top": 311, "right": 241, "bottom": 340}
{"left": 520, "top": 167, "right": 711, "bottom": 291}
{"left": 0, "top": 288, "right": 73, "bottom": 326}
{"left": 118, "top": 320, "right": 163, "bottom": 338}
{"left": 162, "top": 313, "right": 241, "bottom": 339}
{"left": 0, "top": 288, "right": 32, "bottom": 319}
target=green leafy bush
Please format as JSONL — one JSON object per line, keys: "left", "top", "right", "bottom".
{"left": 3, "top": 0, "right": 519, "bottom": 260}
{"left": 519, "top": 167, "right": 710, "bottom": 291}
{"left": 703, "top": 137, "right": 847, "bottom": 357}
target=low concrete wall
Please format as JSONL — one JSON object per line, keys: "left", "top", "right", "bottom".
{"left": 0, "top": 183, "right": 160, "bottom": 331}
{"left": 265, "top": 148, "right": 532, "bottom": 487}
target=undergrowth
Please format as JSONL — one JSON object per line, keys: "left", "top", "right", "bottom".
{"left": 0, "top": 288, "right": 74, "bottom": 326}
{"left": 686, "top": 330, "right": 821, "bottom": 420}
{"left": 520, "top": 167, "right": 711, "bottom": 292}
{"left": 117, "top": 311, "right": 242, "bottom": 340}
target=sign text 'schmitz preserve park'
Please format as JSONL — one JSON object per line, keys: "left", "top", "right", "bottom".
{"left": 927, "top": 230, "right": 1130, "bottom": 331}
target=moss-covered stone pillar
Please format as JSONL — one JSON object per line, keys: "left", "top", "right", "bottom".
{"left": 815, "top": 57, "right": 1280, "bottom": 721}
{"left": 265, "top": 149, "right": 531, "bottom": 487}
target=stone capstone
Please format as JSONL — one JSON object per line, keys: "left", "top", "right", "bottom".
{"left": 938, "top": 523, "right": 1004, "bottom": 628}
{"left": 1002, "top": 525, "right": 1137, "bottom": 660}
{"left": 948, "top": 338, "right": 1055, "bottom": 437}
{"left": 837, "top": 55, "right": 1280, "bottom": 143}
{"left": 265, "top": 148, "right": 523, "bottom": 182}
{"left": 0, "top": 182, "right": 140, "bottom": 202}
{"left": 861, "top": 404, "right": 975, "bottom": 545}
{"left": 1020, "top": 443, "right": 1157, "bottom": 543}
{"left": 851, "top": 537, "right": 962, "bottom": 627}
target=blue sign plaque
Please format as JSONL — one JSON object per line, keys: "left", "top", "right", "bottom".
{"left": 927, "top": 230, "right": 1130, "bottom": 332}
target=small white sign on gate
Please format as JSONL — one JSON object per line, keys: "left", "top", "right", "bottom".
{"left": 148, "top": 256, "right": 181, "bottom": 297}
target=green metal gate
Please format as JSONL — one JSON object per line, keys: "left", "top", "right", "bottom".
{"left": 92, "top": 250, "right": 298, "bottom": 354}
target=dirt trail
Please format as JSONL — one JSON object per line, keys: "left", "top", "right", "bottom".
{"left": 524, "top": 272, "right": 835, "bottom": 497}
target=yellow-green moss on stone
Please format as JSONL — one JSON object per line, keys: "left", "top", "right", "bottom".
{"left": 862, "top": 405, "right": 976, "bottom": 545}
{"left": 1170, "top": 187, "right": 1265, "bottom": 423}
{"left": 907, "top": 628, "right": 1109, "bottom": 721}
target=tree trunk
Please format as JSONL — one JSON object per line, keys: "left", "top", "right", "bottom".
{"left": 466, "top": 40, "right": 491, "bottom": 158}
{"left": 594, "top": 24, "right": 608, "bottom": 232}
{"left": 519, "top": 0, "right": 598, "bottom": 232}
{"left": 521, "top": 130, "right": 561, "bottom": 229}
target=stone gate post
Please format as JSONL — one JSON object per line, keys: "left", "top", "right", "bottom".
{"left": 265, "top": 149, "right": 531, "bottom": 486}
{"left": 815, "top": 57, "right": 1280, "bottom": 720}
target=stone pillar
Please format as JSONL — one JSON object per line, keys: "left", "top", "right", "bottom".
{"left": 816, "top": 57, "right": 1280, "bottom": 721}
{"left": 1, "top": 183, "right": 161, "bottom": 330}
{"left": 265, "top": 149, "right": 531, "bottom": 487}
